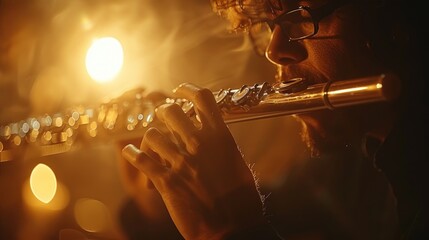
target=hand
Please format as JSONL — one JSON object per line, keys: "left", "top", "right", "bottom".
{"left": 122, "top": 83, "right": 266, "bottom": 239}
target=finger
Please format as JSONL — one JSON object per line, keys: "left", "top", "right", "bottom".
{"left": 156, "top": 103, "right": 200, "bottom": 155}
{"left": 140, "top": 135, "right": 171, "bottom": 168}
{"left": 143, "top": 128, "right": 186, "bottom": 167}
{"left": 139, "top": 139, "right": 164, "bottom": 188}
{"left": 122, "top": 144, "right": 166, "bottom": 179}
{"left": 173, "top": 83, "right": 224, "bottom": 128}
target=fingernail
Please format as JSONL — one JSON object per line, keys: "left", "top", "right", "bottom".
{"left": 122, "top": 144, "right": 141, "bottom": 163}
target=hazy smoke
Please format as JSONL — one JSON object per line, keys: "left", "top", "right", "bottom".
{"left": 0, "top": 0, "right": 274, "bottom": 123}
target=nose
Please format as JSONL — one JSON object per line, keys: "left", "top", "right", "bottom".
{"left": 265, "top": 25, "right": 306, "bottom": 66}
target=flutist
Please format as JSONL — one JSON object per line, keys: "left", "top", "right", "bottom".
{"left": 119, "top": 0, "right": 427, "bottom": 239}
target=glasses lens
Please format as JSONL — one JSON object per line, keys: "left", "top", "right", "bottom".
{"left": 279, "top": 8, "right": 314, "bottom": 40}
{"left": 249, "top": 22, "right": 272, "bottom": 56}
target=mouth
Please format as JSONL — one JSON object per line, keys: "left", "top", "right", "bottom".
{"left": 275, "top": 65, "right": 326, "bottom": 86}
{"left": 271, "top": 77, "right": 310, "bottom": 94}
{"left": 275, "top": 65, "right": 306, "bottom": 83}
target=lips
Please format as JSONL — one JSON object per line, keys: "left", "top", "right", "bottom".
{"left": 275, "top": 65, "right": 327, "bottom": 85}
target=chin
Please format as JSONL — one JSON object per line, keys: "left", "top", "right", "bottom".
{"left": 294, "top": 108, "right": 366, "bottom": 157}
{"left": 293, "top": 112, "right": 325, "bottom": 157}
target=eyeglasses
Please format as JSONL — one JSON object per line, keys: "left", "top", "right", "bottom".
{"left": 249, "top": 0, "right": 347, "bottom": 56}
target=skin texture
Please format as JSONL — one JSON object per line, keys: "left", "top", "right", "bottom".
{"left": 122, "top": 84, "right": 266, "bottom": 239}
{"left": 120, "top": 0, "right": 405, "bottom": 239}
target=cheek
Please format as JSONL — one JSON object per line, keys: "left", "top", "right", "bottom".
{"left": 306, "top": 37, "right": 381, "bottom": 81}
{"left": 339, "top": 38, "right": 384, "bottom": 77}
{"left": 305, "top": 39, "right": 349, "bottom": 80}
{"left": 305, "top": 12, "right": 383, "bottom": 80}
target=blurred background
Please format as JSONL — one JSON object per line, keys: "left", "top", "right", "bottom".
{"left": 0, "top": 0, "right": 307, "bottom": 239}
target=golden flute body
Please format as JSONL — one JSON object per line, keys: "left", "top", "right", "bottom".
{"left": 219, "top": 73, "right": 400, "bottom": 123}
{"left": 0, "top": 74, "right": 400, "bottom": 161}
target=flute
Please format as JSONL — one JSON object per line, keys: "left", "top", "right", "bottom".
{"left": 0, "top": 74, "right": 400, "bottom": 161}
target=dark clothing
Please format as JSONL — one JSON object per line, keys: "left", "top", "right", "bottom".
{"left": 226, "top": 114, "right": 428, "bottom": 240}
{"left": 374, "top": 113, "right": 428, "bottom": 239}
{"left": 119, "top": 198, "right": 183, "bottom": 240}
{"left": 259, "top": 137, "right": 398, "bottom": 240}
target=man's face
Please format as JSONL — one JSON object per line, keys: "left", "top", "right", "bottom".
{"left": 214, "top": 0, "right": 384, "bottom": 83}
{"left": 271, "top": 1, "right": 386, "bottom": 81}
{"left": 215, "top": 0, "right": 387, "bottom": 153}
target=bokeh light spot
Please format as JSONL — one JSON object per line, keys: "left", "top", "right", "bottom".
{"left": 74, "top": 198, "right": 110, "bottom": 233}
{"left": 30, "top": 163, "right": 57, "bottom": 203}
{"left": 85, "top": 37, "right": 124, "bottom": 83}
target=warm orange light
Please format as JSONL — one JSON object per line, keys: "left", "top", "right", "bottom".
{"left": 74, "top": 198, "right": 110, "bottom": 232}
{"left": 85, "top": 37, "right": 124, "bottom": 83}
{"left": 23, "top": 180, "right": 69, "bottom": 211}
{"left": 329, "top": 86, "right": 368, "bottom": 95}
{"left": 30, "top": 163, "right": 57, "bottom": 203}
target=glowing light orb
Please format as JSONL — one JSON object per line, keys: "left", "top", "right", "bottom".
{"left": 74, "top": 198, "right": 110, "bottom": 232}
{"left": 85, "top": 37, "right": 124, "bottom": 83}
{"left": 30, "top": 163, "right": 57, "bottom": 203}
